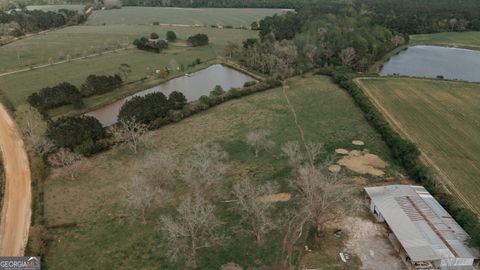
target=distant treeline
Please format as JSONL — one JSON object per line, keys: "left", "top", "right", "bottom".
{"left": 362, "top": 0, "right": 480, "bottom": 34}
{"left": 0, "top": 8, "right": 87, "bottom": 37}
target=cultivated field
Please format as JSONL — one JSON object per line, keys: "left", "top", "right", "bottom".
{"left": 356, "top": 77, "right": 480, "bottom": 214}
{"left": 411, "top": 31, "right": 480, "bottom": 50}
{"left": 85, "top": 7, "right": 286, "bottom": 27}
{"left": 0, "top": 25, "right": 257, "bottom": 107}
{"left": 43, "top": 75, "right": 397, "bottom": 269}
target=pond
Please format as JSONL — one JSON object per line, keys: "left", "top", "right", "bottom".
{"left": 380, "top": 45, "right": 480, "bottom": 82}
{"left": 85, "top": 64, "right": 256, "bottom": 126}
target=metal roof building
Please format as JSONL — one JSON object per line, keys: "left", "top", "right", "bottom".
{"left": 365, "top": 185, "right": 478, "bottom": 270}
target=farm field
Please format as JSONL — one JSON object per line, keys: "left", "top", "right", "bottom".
{"left": 356, "top": 77, "right": 480, "bottom": 214}
{"left": 43, "top": 75, "right": 397, "bottom": 269}
{"left": 0, "top": 26, "right": 257, "bottom": 107}
{"left": 85, "top": 7, "right": 286, "bottom": 27}
{"left": 0, "top": 25, "right": 256, "bottom": 73}
{"left": 411, "top": 31, "right": 480, "bottom": 50}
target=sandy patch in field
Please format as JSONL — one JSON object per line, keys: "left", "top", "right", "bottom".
{"left": 352, "top": 140, "right": 365, "bottom": 146}
{"left": 335, "top": 148, "right": 349, "bottom": 155}
{"left": 257, "top": 193, "right": 292, "bottom": 202}
{"left": 352, "top": 176, "right": 368, "bottom": 185}
{"left": 337, "top": 151, "right": 387, "bottom": 177}
{"left": 328, "top": 164, "right": 342, "bottom": 173}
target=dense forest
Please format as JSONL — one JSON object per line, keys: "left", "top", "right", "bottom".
{"left": 235, "top": 8, "right": 406, "bottom": 77}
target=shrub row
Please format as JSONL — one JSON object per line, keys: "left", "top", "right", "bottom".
{"left": 118, "top": 91, "right": 186, "bottom": 123}
{"left": 27, "top": 74, "right": 123, "bottom": 112}
{"left": 149, "top": 79, "right": 280, "bottom": 129}
{"left": 27, "top": 82, "right": 83, "bottom": 111}
{"left": 81, "top": 74, "right": 123, "bottom": 97}
{"left": 331, "top": 72, "right": 480, "bottom": 247}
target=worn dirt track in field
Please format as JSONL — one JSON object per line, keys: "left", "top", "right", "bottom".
{"left": 0, "top": 103, "right": 31, "bottom": 255}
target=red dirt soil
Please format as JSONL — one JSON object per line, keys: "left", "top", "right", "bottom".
{"left": 0, "top": 103, "right": 31, "bottom": 256}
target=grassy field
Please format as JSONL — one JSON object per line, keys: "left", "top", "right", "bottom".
{"left": 0, "top": 26, "right": 257, "bottom": 107}
{"left": 85, "top": 7, "right": 286, "bottom": 27}
{"left": 356, "top": 77, "right": 480, "bottom": 214}
{"left": 0, "top": 25, "right": 256, "bottom": 73}
{"left": 28, "top": 5, "right": 285, "bottom": 27}
{"left": 411, "top": 31, "right": 480, "bottom": 50}
{"left": 43, "top": 75, "right": 397, "bottom": 269}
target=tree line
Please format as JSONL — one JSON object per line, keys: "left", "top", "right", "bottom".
{"left": 27, "top": 73, "right": 123, "bottom": 112}
{"left": 0, "top": 8, "right": 87, "bottom": 37}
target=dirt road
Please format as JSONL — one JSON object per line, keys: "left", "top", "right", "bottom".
{"left": 0, "top": 103, "right": 31, "bottom": 256}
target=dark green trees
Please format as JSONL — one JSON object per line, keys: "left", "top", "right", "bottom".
{"left": 133, "top": 37, "right": 168, "bottom": 53}
{"left": 81, "top": 74, "right": 123, "bottom": 97}
{"left": 119, "top": 91, "right": 187, "bottom": 123}
{"left": 187, "top": 34, "right": 209, "bottom": 47}
{"left": 47, "top": 116, "right": 107, "bottom": 154}
{"left": 166, "top": 31, "right": 177, "bottom": 42}
{"left": 27, "top": 82, "right": 83, "bottom": 111}
{"left": 168, "top": 91, "right": 187, "bottom": 110}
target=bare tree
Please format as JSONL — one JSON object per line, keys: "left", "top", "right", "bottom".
{"left": 136, "top": 150, "right": 178, "bottom": 188}
{"left": 282, "top": 165, "right": 357, "bottom": 265}
{"left": 118, "top": 63, "right": 132, "bottom": 81}
{"left": 391, "top": 35, "right": 405, "bottom": 47}
{"left": 232, "top": 179, "right": 277, "bottom": 245}
{"left": 160, "top": 194, "right": 224, "bottom": 266}
{"left": 120, "top": 175, "right": 166, "bottom": 224}
{"left": 281, "top": 141, "right": 304, "bottom": 169}
{"left": 52, "top": 148, "right": 84, "bottom": 180}
{"left": 14, "top": 105, "right": 53, "bottom": 156}
{"left": 181, "top": 143, "right": 228, "bottom": 193}
{"left": 224, "top": 41, "right": 240, "bottom": 58}
{"left": 112, "top": 118, "right": 147, "bottom": 153}
{"left": 305, "top": 141, "right": 325, "bottom": 165}
{"left": 339, "top": 47, "right": 356, "bottom": 67}
{"left": 246, "top": 130, "right": 274, "bottom": 157}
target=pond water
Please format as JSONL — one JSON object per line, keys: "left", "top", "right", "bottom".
{"left": 380, "top": 45, "right": 480, "bottom": 82}
{"left": 85, "top": 64, "right": 256, "bottom": 126}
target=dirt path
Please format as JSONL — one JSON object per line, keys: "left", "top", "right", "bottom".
{"left": 0, "top": 103, "right": 31, "bottom": 256}
{"left": 0, "top": 46, "right": 132, "bottom": 78}
{"left": 282, "top": 82, "right": 315, "bottom": 164}
{"left": 354, "top": 78, "right": 479, "bottom": 216}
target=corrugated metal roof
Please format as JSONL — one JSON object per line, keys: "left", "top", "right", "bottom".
{"left": 365, "top": 185, "right": 476, "bottom": 262}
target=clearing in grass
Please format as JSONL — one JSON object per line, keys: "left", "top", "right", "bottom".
{"left": 43, "top": 75, "right": 397, "bottom": 269}
{"left": 356, "top": 77, "right": 480, "bottom": 214}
